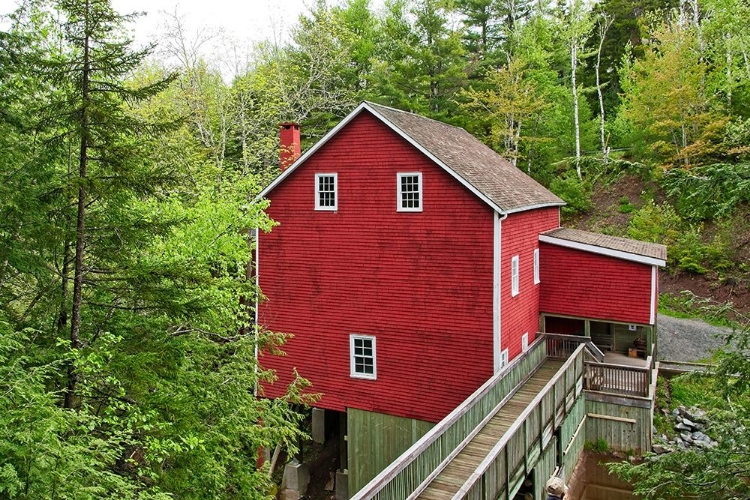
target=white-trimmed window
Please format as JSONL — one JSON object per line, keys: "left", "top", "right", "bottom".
{"left": 533, "top": 248, "right": 540, "bottom": 285}
{"left": 397, "top": 172, "right": 422, "bottom": 212}
{"left": 522, "top": 332, "right": 529, "bottom": 352}
{"left": 501, "top": 349, "right": 509, "bottom": 368}
{"left": 511, "top": 255, "right": 520, "bottom": 296}
{"left": 315, "top": 173, "right": 337, "bottom": 210}
{"left": 350, "top": 334, "right": 376, "bottom": 380}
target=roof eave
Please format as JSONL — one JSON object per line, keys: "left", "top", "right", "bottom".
{"left": 538, "top": 234, "right": 667, "bottom": 267}
{"left": 363, "top": 103, "right": 507, "bottom": 214}
{"left": 258, "top": 102, "right": 371, "bottom": 200}
{"left": 258, "top": 102, "right": 562, "bottom": 215}
{"left": 502, "top": 201, "right": 566, "bottom": 215}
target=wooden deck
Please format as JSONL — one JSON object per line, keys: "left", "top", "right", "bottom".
{"left": 416, "top": 359, "right": 565, "bottom": 500}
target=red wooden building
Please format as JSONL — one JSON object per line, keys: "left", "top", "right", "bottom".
{"left": 256, "top": 102, "right": 666, "bottom": 494}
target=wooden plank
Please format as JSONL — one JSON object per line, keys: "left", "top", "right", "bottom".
{"left": 417, "top": 357, "right": 568, "bottom": 500}
{"left": 587, "top": 413, "right": 636, "bottom": 424}
{"left": 449, "top": 348, "right": 584, "bottom": 499}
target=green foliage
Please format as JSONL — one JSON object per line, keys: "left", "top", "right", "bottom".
{"left": 611, "top": 306, "right": 750, "bottom": 499}
{"left": 585, "top": 438, "right": 609, "bottom": 452}
{"left": 0, "top": 321, "right": 172, "bottom": 499}
{"left": 662, "top": 163, "right": 750, "bottom": 221}
{"left": 0, "top": 1, "right": 309, "bottom": 498}
{"left": 658, "top": 291, "right": 738, "bottom": 327}
{"left": 549, "top": 173, "right": 593, "bottom": 216}
{"left": 617, "top": 196, "right": 635, "bottom": 213}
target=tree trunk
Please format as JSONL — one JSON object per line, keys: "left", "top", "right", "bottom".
{"left": 596, "top": 14, "right": 613, "bottom": 163}
{"left": 726, "top": 33, "right": 732, "bottom": 108}
{"left": 65, "top": 0, "right": 91, "bottom": 410}
{"left": 571, "top": 41, "right": 581, "bottom": 179}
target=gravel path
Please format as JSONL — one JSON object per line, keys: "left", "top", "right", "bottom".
{"left": 656, "top": 315, "right": 734, "bottom": 362}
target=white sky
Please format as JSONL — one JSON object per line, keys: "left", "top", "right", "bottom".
{"left": 0, "top": 0, "right": 321, "bottom": 75}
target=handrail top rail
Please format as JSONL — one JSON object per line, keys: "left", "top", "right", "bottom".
{"left": 584, "top": 360, "right": 651, "bottom": 372}
{"left": 542, "top": 332, "right": 591, "bottom": 341}
{"left": 450, "top": 343, "right": 587, "bottom": 499}
{"left": 350, "top": 334, "right": 549, "bottom": 500}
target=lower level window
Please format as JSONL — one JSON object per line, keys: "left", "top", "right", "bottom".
{"left": 350, "top": 334, "right": 377, "bottom": 380}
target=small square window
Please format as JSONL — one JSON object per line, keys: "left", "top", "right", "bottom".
{"left": 533, "top": 248, "right": 540, "bottom": 285}
{"left": 350, "top": 334, "right": 376, "bottom": 380}
{"left": 315, "top": 173, "right": 337, "bottom": 210}
{"left": 397, "top": 172, "right": 422, "bottom": 212}
{"left": 511, "top": 255, "right": 520, "bottom": 297}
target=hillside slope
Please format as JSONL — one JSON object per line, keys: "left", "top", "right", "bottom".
{"left": 565, "top": 171, "right": 749, "bottom": 316}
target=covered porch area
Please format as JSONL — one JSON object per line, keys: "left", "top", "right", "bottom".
{"left": 542, "top": 314, "right": 655, "bottom": 359}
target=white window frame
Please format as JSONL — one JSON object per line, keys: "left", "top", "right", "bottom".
{"left": 522, "top": 332, "right": 529, "bottom": 352}
{"left": 500, "top": 348, "right": 509, "bottom": 368}
{"left": 511, "top": 255, "right": 520, "bottom": 297}
{"left": 397, "top": 172, "right": 423, "bottom": 212}
{"left": 350, "top": 334, "right": 377, "bottom": 380}
{"left": 533, "top": 248, "right": 540, "bottom": 285}
{"left": 315, "top": 173, "right": 338, "bottom": 211}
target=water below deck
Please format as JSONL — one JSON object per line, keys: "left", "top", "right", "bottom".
{"left": 417, "top": 359, "right": 565, "bottom": 500}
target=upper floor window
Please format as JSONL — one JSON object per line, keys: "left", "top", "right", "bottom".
{"left": 315, "top": 173, "right": 337, "bottom": 210}
{"left": 511, "top": 255, "right": 520, "bottom": 296}
{"left": 397, "top": 172, "right": 422, "bottom": 212}
{"left": 533, "top": 248, "right": 540, "bottom": 285}
{"left": 350, "top": 334, "right": 377, "bottom": 380}
{"left": 522, "top": 332, "right": 529, "bottom": 351}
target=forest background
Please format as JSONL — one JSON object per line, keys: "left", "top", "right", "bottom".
{"left": 0, "top": 0, "right": 748, "bottom": 498}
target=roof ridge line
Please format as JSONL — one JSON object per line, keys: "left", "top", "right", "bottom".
{"left": 363, "top": 101, "right": 468, "bottom": 134}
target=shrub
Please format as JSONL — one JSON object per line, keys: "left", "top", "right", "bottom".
{"left": 618, "top": 196, "right": 636, "bottom": 213}
{"left": 627, "top": 201, "right": 681, "bottom": 245}
{"left": 550, "top": 173, "right": 592, "bottom": 216}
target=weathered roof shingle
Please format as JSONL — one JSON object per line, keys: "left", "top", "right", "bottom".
{"left": 366, "top": 102, "right": 563, "bottom": 213}
{"left": 541, "top": 227, "right": 667, "bottom": 262}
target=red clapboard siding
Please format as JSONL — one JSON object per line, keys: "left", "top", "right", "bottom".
{"left": 539, "top": 243, "right": 654, "bottom": 325}
{"left": 258, "top": 112, "right": 495, "bottom": 423}
{"left": 500, "top": 208, "right": 560, "bottom": 361}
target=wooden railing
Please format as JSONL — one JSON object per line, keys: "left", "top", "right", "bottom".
{"left": 350, "top": 336, "right": 549, "bottom": 500}
{"left": 452, "top": 343, "right": 586, "bottom": 500}
{"left": 584, "top": 345, "right": 656, "bottom": 398}
{"left": 544, "top": 332, "right": 605, "bottom": 362}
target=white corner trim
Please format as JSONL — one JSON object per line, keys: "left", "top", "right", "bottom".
{"left": 253, "top": 227, "right": 260, "bottom": 396}
{"left": 650, "top": 265, "right": 657, "bottom": 325}
{"left": 493, "top": 212, "right": 501, "bottom": 374}
{"left": 538, "top": 234, "right": 666, "bottom": 267}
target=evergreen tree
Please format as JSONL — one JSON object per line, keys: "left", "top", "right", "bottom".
{"left": 370, "top": 0, "right": 467, "bottom": 118}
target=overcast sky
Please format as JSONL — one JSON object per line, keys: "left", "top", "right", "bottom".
{"left": 0, "top": 0, "right": 320, "bottom": 74}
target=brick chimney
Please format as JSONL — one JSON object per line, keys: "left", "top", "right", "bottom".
{"left": 279, "top": 122, "right": 301, "bottom": 171}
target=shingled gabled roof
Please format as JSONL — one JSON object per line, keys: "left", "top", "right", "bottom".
{"left": 260, "top": 102, "right": 564, "bottom": 214}
{"left": 540, "top": 228, "right": 667, "bottom": 267}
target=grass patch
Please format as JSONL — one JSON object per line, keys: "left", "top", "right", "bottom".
{"left": 585, "top": 438, "right": 609, "bottom": 453}
{"left": 670, "top": 373, "right": 724, "bottom": 410}
{"left": 658, "top": 291, "right": 739, "bottom": 328}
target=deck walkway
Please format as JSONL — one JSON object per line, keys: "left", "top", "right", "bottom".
{"left": 417, "top": 359, "right": 565, "bottom": 500}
